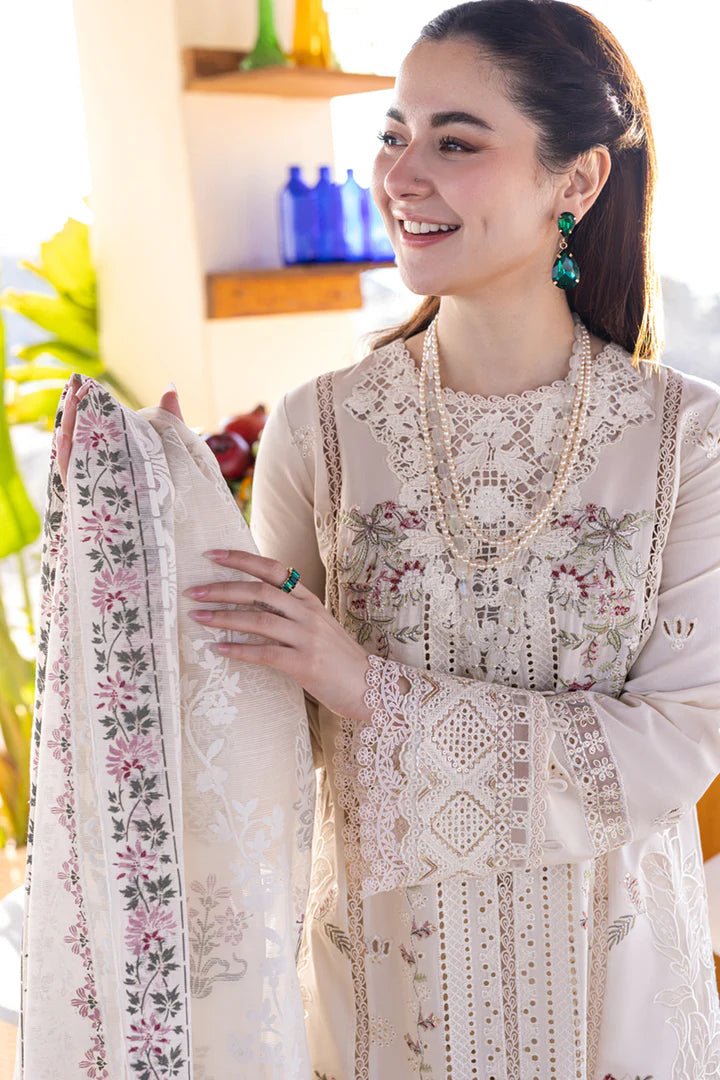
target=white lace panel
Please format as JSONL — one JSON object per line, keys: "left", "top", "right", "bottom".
{"left": 342, "top": 321, "right": 657, "bottom": 692}
{"left": 338, "top": 653, "right": 553, "bottom": 896}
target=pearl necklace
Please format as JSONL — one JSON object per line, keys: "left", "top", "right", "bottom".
{"left": 417, "top": 314, "right": 593, "bottom": 572}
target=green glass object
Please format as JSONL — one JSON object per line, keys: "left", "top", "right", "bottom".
{"left": 240, "top": 0, "right": 289, "bottom": 70}
{"left": 558, "top": 211, "right": 576, "bottom": 236}
{"left": 552, "top": 210, "right": 580, "bottom": 289}
{"left": 552, "top": 251, "right": 581, "bottom": 289}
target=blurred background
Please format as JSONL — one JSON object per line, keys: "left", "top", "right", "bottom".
{"left": 1, "top": 0, "right": 719, "bottom": 1073}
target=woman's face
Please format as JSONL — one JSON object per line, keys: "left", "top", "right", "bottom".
{"left": 371, "top": 38, "right": 563, "bottom": 299}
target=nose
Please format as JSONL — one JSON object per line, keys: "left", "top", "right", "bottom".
{"left": 380, "top": 146, "right": 434, "bottom": 202}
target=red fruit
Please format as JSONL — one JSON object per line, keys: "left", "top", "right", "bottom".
{"left": 204, "top": 430, "right": 251, "bottom": 480}
{"left": 223, "top": 404, "right": 267, "bottom": 446}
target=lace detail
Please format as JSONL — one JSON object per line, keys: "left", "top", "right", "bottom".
{"left": 316, "top": 372, "right": 372, "bottom": 1080}
{"left": 633, "top": 369, "right": 683, "bottom": 657}
{"left": 546, "top": 692, "right": 632, "bottom": 854}
{"left": 343, "top": 322, "right": 657, "bottom": 688}
{"left": 339, "top": 654, "right": 553, "bottom": 896}
{"left": 587, "top": 853, "right": 610, "bottom": 1075}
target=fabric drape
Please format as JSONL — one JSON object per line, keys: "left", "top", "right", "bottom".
{"left": 14, "top": 380, "right": 315, "bottom": 1079}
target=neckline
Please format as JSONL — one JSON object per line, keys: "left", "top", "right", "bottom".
{"left": 391, "top": 314, "right": 617, "bottom": 407}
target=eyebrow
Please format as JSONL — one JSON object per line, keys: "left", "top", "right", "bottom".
{"left": 385, "top": 105, "right": 495, "bottom": 134}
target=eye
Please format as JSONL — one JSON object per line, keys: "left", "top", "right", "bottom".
{"left": 376, "top": 130, "right": 405, "bottom": 147}
{"left": 438, "top": 136, "right": 474, "bottom": 153}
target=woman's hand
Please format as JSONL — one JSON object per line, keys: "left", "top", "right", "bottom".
{"left": 56, "top": 377, "right": 184, "bottom": 487}
{"left": 184, "top": 548, "right": 373, "bottom": 723}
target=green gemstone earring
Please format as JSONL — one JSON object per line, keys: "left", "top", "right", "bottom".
{"left": 551, "top": 211, "right": 581, "bottom": 289}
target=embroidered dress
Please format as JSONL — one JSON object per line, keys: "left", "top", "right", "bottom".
{"left": 15, "top": 386, "right": 315, "bottom": 1079}
{"left": 250, "top": 315, "right": 720, "bottom": 1079}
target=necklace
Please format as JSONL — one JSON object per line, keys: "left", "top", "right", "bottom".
{"left": 417, "top": 313, "right": 593, "bottom": 573}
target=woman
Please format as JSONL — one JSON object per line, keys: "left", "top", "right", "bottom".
{"left": 58, "top": 1, "right": 720, "bottom": 1076}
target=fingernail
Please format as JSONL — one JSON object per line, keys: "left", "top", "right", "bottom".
{"left": 189, "top": 610, "right": 213, "bottom": 622}
{"left": 163, "top": 381, "right": 177, "bottom": 394}
{"left": 203, "top": 550, "right": 228, "bottom": 560}
{"left": 72, "top": 373, "right": 82, "bottom": 386}
{"left": 212, "top": 643, "right": 231, "bottom": 653}
{"left": 184, "top": 586, "right": 208, "bottom": 598}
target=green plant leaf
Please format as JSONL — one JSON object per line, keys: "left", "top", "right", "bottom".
{"left": 19, "top": 217, "right": 96, "bottom": 310}
{"left": 13, "top": 340, "right": 102, "bottom": 373}
{"left": 0, "top": 311, "right": 42, "bottom": 554}
{"left": 5, "top": 382, "right": 64, "bottom": 429}
{"left": 0, "top": 288, "right": 98, "bottom": 354}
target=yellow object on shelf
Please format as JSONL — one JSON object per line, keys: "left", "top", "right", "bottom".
{"left": 291, "top": 0, "right": 338, "bottom": 70}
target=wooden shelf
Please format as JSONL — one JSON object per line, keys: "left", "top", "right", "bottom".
{"left": 183, "top": 47, "right": 395, "bottom": 97}
{"left": 207, "top": 261, "right": 396, "bottom": 318}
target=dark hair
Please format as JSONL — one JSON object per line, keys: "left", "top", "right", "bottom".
{"left": 369, "top": 0, "right": 662, "bottom": 369}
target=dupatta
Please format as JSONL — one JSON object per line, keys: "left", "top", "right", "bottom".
{"left": 13, "top": 379, "right": 315, "bottom": 1079}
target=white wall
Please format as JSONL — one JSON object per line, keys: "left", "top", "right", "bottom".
{"left": 72, "top": 0, "right": 366, "bottom": 430}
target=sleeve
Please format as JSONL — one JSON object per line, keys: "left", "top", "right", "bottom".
{"left": 342, "top": 386, "right": 720, "bottom": 897}
{"left": 250, "top": 388, "right": 326, "bottom": 768}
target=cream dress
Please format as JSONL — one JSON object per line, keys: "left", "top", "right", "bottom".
{"left": 250, "top": 314, "right": 720, "bottom": 1080}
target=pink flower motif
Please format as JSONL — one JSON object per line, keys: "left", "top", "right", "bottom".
{"left": 127, "top": 1011, "right": 173, "bottom": 1058}
{"left": 48, "top": 724, "right": 71, "bottom": 762}
{"left": 125, "top": 903, "right": 177, "bottom": 956}
{"left": 71, "top": 981, "right": 99, "bottom": 1018}
{"left": 114, "top": 838, "right": 158, "bottom": 881}
{"left": 51, "top": 790, "right": 75, "bottom": 829}
{"left": 106, "top": 733, "right": 159, "bottom": 784}
{"left": 91, "top": 567, "right": 142, "bottom": 615}
{"left": 65, "top": 922, "right": 90, "bottom": 955}
{"left": 74, "top": 410, "right": 122, "bottom": 452}
{"left": 78, "top": 505, "right": 124, "bottom": 547}
{"left": 58, "top": 858, "right": 81, "bottom": 894}
{"left": 95, "top": 673, "right": 138, "bottom": 713}
{"left": 78, "top": 1035, "right": 108, "bottom": 1078}
{"left": 49, "top": 659, "right": 68, "bottom": 694}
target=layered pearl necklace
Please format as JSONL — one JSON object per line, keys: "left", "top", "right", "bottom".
{"left": 417, "top": 313, "right": 594, "bottom": 574}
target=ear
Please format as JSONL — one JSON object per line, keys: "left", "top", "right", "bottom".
{"left": 557, "top": 145, "right": 612, "bottom": 220}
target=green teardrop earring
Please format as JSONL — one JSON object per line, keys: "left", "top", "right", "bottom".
{"left": 551, "top": 211, "right": 581, "bottom": 289}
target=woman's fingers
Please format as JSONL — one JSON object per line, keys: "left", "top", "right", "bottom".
{"left": 57, "top": 375, "right": 91, "bottom": 486}
{"left": 201, "top": 549, "right": 314, "bottom": 602}
{"left": 159, "top": 384, "right": 184, "bottom": 421}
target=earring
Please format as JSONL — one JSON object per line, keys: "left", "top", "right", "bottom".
{"left": 551, "top": 211, "right": 580, "bottom": 289}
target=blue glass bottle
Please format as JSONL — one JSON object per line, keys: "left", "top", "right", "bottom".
{"left": 279, "top": 165, "right": 316, "bottom": 264}
{"left": 339, "top": 169, "right": 367, "bottom": 262}
{"left": 314, "top": 165, "right": 346, "bottom": 262}
{"left": 365, "top": 195, "right": 395, "bottom": 261}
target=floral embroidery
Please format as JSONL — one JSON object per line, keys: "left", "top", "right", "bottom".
{"left": 291, "top": 422, "right": 316, "bottom": 459}
{"left": 640, "top": 827, "right": 720, "bottom": 1077}
{"left": 398, "top": 907, "right": 441, "bottom": 1073}
{"left": 550, "top": 503, "right": 653, "bottom": 689}
{"left": 682, "top": 407, "right": 720, "bottom": 459}
{"left": 661, "top": 615, "right": 697, "bottom": 650}
{"left": 337, "top": 500, "right": 426, "bottom": 655}
{"left": 71, "top": 391, "right": 189, "bottom": 1078}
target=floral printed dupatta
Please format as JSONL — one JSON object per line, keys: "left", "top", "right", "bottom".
{"left": 14, "top": 380, "right": 315, "bottom": 1079}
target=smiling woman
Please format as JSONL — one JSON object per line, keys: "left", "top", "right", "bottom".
{"left": 14, "top": 2, "right": 720, "bottom": 1079}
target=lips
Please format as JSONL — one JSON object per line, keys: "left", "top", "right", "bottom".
{"left": 398, "top": 223, "right": 460, "bottom": 246}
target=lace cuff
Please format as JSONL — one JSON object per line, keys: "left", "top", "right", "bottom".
{"left": 344, "top": 654, "right": 555, "bottom": 894}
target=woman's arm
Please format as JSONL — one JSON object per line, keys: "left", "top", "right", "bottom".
{"left": 338, "top": 389, "right": 720, "bottom": 898}
{"left": 250, "top": 388, "right": 328, "bottom": 767}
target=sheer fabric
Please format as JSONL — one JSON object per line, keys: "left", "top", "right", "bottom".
{"left": 14, "top": 382, "right": 314, "bottom": 1079}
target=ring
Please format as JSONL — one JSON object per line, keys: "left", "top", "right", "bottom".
{"left": 279, "top": 566, "right": 301, "bottom": 593}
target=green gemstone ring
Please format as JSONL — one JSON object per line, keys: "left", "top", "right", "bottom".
{"left": 280, "top": 566, "right": 301, "bottom": 592}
